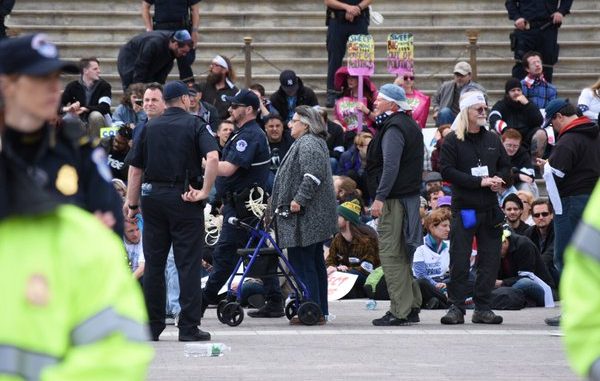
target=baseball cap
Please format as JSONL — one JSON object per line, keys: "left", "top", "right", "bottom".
{"left": 424, "top": 171, "right": 443, "bottom": 183}
{"left": 378, "top": 84, "right": 412, "bottom": 111}
{"left": 453, "top": 61, "right": 472, "bottom": 76}
{"left": 0, "top": 34, "right": 79, "bottom": 75}
{"left": 437, "top": 195, "right": 452, "bottom": 208}
{"left": 225, "top": 89, "right": 260, "bottom": 111}
{"left": 542, "top": 98, "right": 570, "bottom": 128}
{"left": 279, "top": 70, "right": 298, "bottom": 89}
{"left": 163, "top": 80, "right": 190, "bottom": 101}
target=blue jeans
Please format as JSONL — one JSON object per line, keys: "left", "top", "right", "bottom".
{"left": 554, "top": 194, "right": 590, "bottom": 272}
{"left": 329, "top": 157, "right": 339, "bottom": 176}
{"left": 436, "top": 107, "right": 456, "bottom": 126}
{"left": 287, "top": 242, "right": 329, "bottom": 316}
{"left": 165, "top": 247, "right": 180, "bottom": 316}
{"left": 512, "top": 278, "right": 545, "bottom": 307}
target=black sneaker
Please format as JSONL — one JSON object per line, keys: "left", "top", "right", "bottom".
{"left": 440, "top": 306, "right": 465, "bottom": 325}
{"left": 372, "top": 311, "right": 412, "bottom": 326}
{"left": 179, "top": 329, "right": 211, "bottom": 342}
{"left": 544, "top": 315, "right": 561, "bottom": 326}
{"left": 247, "top": 301, "right": 284, "bottom": 318}
{"left": 472, "top": 310, "right": 503, "bottom": 324}
{"left": 407, "top": 308, "right": 420, "bottom": 323}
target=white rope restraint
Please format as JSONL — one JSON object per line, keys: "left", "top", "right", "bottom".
{"left": 245, "top": 187, "right": 267, "bottom": 218}
{"left": 204, "top": 213, "right": 223, "bottom": 246}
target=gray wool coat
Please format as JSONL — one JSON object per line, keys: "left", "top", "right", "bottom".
{"left": 270, "top": 133, "right": 338, "bottom": 249}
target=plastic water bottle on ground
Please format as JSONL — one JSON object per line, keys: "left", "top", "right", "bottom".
{"left": 365, "top": 299, "right": 377, "bottom": 310}
{"left": 183, "top": 343, "right": 230, "bottom": 358}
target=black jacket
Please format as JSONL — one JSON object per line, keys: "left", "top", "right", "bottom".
{"left": 505, "top": 0, "right": 572, "bottom": 22}
{"left": 549, "top": 117, "right": 600, "bottom": 197}
{"left": 326, "top": 121, "right": 345, "bottom": 160}
{"left": 269, "top": 78, "right": 318, "bottom": 121}
{"left": 489, "top": 96, "right": 543, "bottom": 150}
{"left": 441, "top": 128, "right": 511, "bottom": 210}
{"left": 200, "top": 80, "right": 238, "bottom": 121}
{"left": 509, "top": 146, "right": 535, "bottom": 187}
{"left": 499, "top": 234, "right": 555, "bottom": 290}
{"left": 60, "top": 78, "right": 112, "bottom": 117}
{"left": 117, "top": 31, "right": 176, "bottom": 89}
{"left": 525, "top": 223, "right": 555, "bottom": 275}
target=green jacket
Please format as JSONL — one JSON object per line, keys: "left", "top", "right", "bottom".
{"left": 0, "top": 205, "right": 153, "bottom": 380}
{"left": 562, "top": 181, "right": 600, "bottom": 380}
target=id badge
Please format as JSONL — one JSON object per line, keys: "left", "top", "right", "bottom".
{"left": 471, "top": 165, "right": 489, "bottom": 177}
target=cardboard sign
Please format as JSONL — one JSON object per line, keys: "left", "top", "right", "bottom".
{"left": 100, "top": 126, "right": 120, "bottom": 139}
{"left": 347, "top": 34, "right": 375, "bottom": 76}
{"left": 327, "top": 271, "right": 358, "bottom": 301}
{"left": 387, "top": 33, "right": 414, "bottom": 75}
{"left": 335, "top": 96, "right": 368, "bottom": 132}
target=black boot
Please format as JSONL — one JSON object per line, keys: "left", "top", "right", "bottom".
{"left": 248, "top": 299, "right": 284, "bottom": 318}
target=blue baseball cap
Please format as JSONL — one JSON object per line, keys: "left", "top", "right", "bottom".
{"left": 172, "top": 30, "right": 193, "bottom": 44}
{"left": 163, "top": 80, "right": 190, "bottom": 100}
{"left": 0, "top": 34, "right": 79, "bottom": 76}
{"left": 225, "top": 89, "right": 260, "bottom": 111}
{"left": 542, "top": 98, "right": 570, "bottom": 128}
{"left": 378, "top": 83, "right": 412, "bottom": 111}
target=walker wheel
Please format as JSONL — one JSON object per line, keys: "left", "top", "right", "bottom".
{"left": 222, "top": 302, "right": 244, "bottom": 327}
{"left": 297, "top": 302, "right": 322, "bottom": 326}
{"left": 285, "top": 300, "right": 298, "bottom": 320}
{"left": 216, "top": 300, "right": 228, "bottom": 323}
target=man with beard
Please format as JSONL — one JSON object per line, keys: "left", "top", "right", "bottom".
{"left": 200, "top": 55, "right": 238, "bottom": 120}
{"left": 432, "top": 62, "right": 487, "bottom": 126}
{"left": 489, "top": 78, "right": 545, "bottom": 160}
{"left": 502, "top": 193, "right": 530, "bottom": 235}
{"left": 101, "top": 125, "right": 132, "bottom": 183}
{"left": 117, "top": 30, "right": 193, "bottom": 90}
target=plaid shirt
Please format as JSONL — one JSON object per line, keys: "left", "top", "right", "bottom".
{"left": 521, "top": 77, "right": 557, "bottom": 109}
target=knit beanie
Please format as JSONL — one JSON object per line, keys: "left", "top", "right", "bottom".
{"left": 337, "top": 198, "right": 362, "bottom": 226}
{"left": 505, "top": 78, "right": 522, "bottom": 94}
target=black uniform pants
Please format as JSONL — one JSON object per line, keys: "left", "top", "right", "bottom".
{"left": 326, "top": 17, "right": 369, "bottom": 91}
{"left": 511, "top": 24, "right": 559, "bottom": 82}
{"left": 448, "top": 208, "right": 502, "bottom": 313}
{"left": 0, "top": 16, "right": 6, "bottom": 39}
{"left": 141, "top": 185, "right": 205, "bottom": 338}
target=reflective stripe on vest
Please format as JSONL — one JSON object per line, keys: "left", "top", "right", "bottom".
{"left": 70, "top": 307, "right": 149, "bottom": 346}
{"left": 571, "top": 222, "right": 600, "bottom": 262}
{"left": 0, "top": 345, "right": 59, "bottom": 381}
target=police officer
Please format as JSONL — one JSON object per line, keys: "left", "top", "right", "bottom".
{"left": 198, "top": 89, "right": 278, "bottom": 315}
{"left": 0, "top": 40, "right": 153, "bottom": 380}
{"left": 141, "top": 0, "right": 200, "bottom": 82}
{"left": 0, "top": 33, "right": 124, "bottom": 234}
{"left": 324, "top": 0, "right": 372, "bottom": 107}
{"left": 126, "top": 80, "right": 219, "bottom": 341}
{"left": 506, "top": 0, "right": 573, "bottom": 82}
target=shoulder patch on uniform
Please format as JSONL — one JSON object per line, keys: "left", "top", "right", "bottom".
{"left": 236, "top": 139, "right": 248, "bottom": 152}
{"left": 91, "top": 147, "right": 113, "bottom": 183}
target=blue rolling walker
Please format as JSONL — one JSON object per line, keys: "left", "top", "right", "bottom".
{"left": 216, "top": 208, "right": 322, "bottom": 326}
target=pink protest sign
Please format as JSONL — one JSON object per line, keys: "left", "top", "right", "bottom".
{"left": 346, "top": 34, "right": 375, "bottom": 76}
{"left": 387, "top": 33, "right": 414, "bottom": 75}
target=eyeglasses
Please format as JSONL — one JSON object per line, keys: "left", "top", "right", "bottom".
{"left": 533, "top": 212, "right": 550, "bottom": 218}
{"left": 403, "top": 75, "right": 415, "bottom": 81}
{"left": 503, "top": 143, "right": 520, "bottom": 149}
{"left": 230, "top": 103, "right": 247, "bottom": 110}
{"left": 472, "top": 106, "right": 487, "bottom": 114}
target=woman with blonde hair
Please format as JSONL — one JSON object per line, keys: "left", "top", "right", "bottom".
{"left": 516, "top": 189, "right": 535, "bottom": 225}
{"left": 577, "top": 77, "right": 600, "bottom": 122}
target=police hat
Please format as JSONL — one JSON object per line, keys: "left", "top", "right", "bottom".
{"left": 163, "top": 80, "right": 190, "bottom": 101}
{"left": 0, "top": 34, "right": 79, "bottom": 76}
{"left": 225, "top": 89, "right": 260, "bottom": 111}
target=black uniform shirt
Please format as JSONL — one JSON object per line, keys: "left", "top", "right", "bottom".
{"left": 505, "top": 0, "right": 572, "bottom": 22}
{"left": 129, "top": 107, "right": 218, "bottom": 184}
{"left": 145, "top": 0, "right": 201, "bottom": 24}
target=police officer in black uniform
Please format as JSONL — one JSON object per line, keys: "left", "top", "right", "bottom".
{"left": 325, "top": 0, "right": 371, "bottom": 107}
{"left": 0, "top": 34, "right": 124, "bottom": 233}
{"left": 126, "top": 80, "right": 219, "bottom": 341}
{"left": 142, "top": 0, "right": 200, "bottom": 82}
{"left": 506, "top": 0, "right": 573, "bottom": 82}
{"left": 200, "top": 89, "right": 283, "bottom": 315}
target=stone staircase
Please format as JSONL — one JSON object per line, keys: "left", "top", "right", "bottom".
{"left": 8, "top": 0, "right": 599, "bottom": 111}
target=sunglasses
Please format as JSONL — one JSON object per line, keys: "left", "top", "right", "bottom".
{"left": 472, "top": 106, "right": 487, "bottom": 114}
{"left": 403, "top": 75, "right": 415, "bottom": 81}
{"left": 533, "top": 212, "right": 550, "bottom": 218}
{"left": 230, "top": 103, "right": 247, "bottom": 110}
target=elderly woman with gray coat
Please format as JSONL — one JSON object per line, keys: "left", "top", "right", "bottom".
{"left": 270, "top": 105, "right": 338, "bottom": 323}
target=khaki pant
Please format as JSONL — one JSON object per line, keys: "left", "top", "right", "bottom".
{"left": 377, "top": 198, "right": 422, "bottom": 318}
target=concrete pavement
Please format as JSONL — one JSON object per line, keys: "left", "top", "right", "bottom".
{"left": 148, "top": 300, "right": 575, "bottom": 381}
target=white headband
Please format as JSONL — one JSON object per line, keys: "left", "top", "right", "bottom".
{"left": 459, "top": 91, "right": 486, "bottom": 111}
{"left": 212, "top": 55, "right": 229, "bottom": 71}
